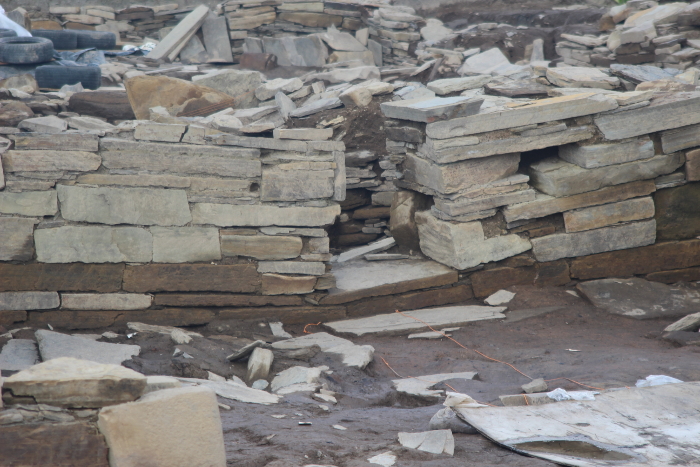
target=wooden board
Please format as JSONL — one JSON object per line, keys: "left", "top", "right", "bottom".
{"left": 147, "top": 5, "right": 209, "bottom": 61}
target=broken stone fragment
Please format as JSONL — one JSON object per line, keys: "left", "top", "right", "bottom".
{"left": 246, "top": 347, "right": 274, "bottom": 383}
{"left": 484, "top": 290, "right": 515, "bottom": 306}
{"left": 522, "top": 378, "right": 548, "bottom": 394}
{"left": 398, "top": 429, "right": 454, "bottom": 455}
{"left": 36, "top": 330, "right": 141, "bottom": 366}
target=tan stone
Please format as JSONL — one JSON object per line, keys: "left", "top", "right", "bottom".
{"left": 97, "top": 386, "right": 226, "bottom": 467}
{"left": 563, "top": 197, "right": 655, "bottom": 233}
{"left": 390, "top": 190, "right": 431, "bottom": 250}
{"left": 262, "top": 273, "right": 316, "bottom": 295}
{"left": 686, "top": 148, "right": 700, "bottom": 182}
{"left": 2, "top": 150, "right": 101, "bottom": 172}
{"left": 0, "top": 217, "right": 36, "bottom": 261}
{"left": 247, "top": 347, "right": 273, "bottom": 382}
{"left": 192, "top": 204, "right": 340, "bottom": 227}
{"left": 221, "top": 234, "right": 302, "bottom": 260}
{"left": 277, "top": 11, "right": 342, "bottom": 28}
{"left": 61, "top": 294, "right": 152, "bottom": 311}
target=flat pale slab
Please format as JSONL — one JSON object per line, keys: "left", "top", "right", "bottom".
{"left": 393, "top": 371, "right": 479, "bottom": 398}
{"left": 326, "top": 306, "right": 506, "bottom": 336}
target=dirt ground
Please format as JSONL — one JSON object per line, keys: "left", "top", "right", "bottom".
{"left": 49, "top": 284, "right": 700, "bottom": 467}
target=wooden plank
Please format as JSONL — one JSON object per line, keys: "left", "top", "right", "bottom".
{"left": 147, "top": 5, "right": 209, "bottom": 61}
{"left": 202, "top": 11, "right": 234, "bottom": 63}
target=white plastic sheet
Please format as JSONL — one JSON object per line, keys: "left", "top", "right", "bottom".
{"left": 0, "top": 7, "right": 31, "bottom": 37}
{"left": 635, "top": 374, "right": 684, "bottom": 387}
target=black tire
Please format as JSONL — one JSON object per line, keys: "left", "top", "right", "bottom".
{"left": 35, "top": 65, "right": 101, "bottom": 90}
{"left": 0, "top": 37, "right": 54, "bottom": 65}
{"left": 0, "top": 29, "right": 17, "bottom": 39}
{"left": 31, "top": 29, "right": 78, "bottom": 50}
{"left": 75, "top": 30, "right": 116, "bottom": 50}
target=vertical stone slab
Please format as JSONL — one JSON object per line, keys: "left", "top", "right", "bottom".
{"left": 0, "top": 217, "right": 37, "bottom": 261}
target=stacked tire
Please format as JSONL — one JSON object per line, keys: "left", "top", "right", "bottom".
{"left": 0, "top": 37, "right": 54, "bottom": 65}
{"left": 35, "top": 65, "right": 102, "bottom": 90}
{"left": 31, "top": 29, "right": 78, "bottom": 50}
{"left": 75, "top": 30, "right": 116, "bottom": 50}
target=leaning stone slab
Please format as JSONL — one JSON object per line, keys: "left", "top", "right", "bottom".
{"left": 257, "top": 261, "right": 326, "bottom": 276}
{"left": 0, "top": 217, "right": 37, "bottom": 261}
{"left": 546, "top": 67, "right": 620, "bottom": 89}
{"left": 57, "top": 185, "right": 192, "bottom": 226}
{"left": 270, "top": 365, "right": 325, "bottom": 394}
{"left": 426, "top": 93, "right": 617, "bottom": 139}
{"left": 529, "top": 153, "right": 683, "bottom": 197}
{"left": 3, "top": 357, "right": 146, "bottom": 408}
{"left": 398, "top": 430, "right": 454, "bottom": 456}
{"left": 192, "top": 203, "right": 340, "bottom": 227}
{"left": 2, "top": 150, "right": 101, "bottom": 172}
{"left": 0, "top": 339, "right": 39, "bottom": 371}
{"left": 578, "top": 277, "right": 700, "bottom": 320}
{"left": 503, "top": 180, "right": 656, "bottom": 223}
{"left": 0, "top": 291, "right": 59, "bottom": 310}
{"left": 271, "top": 332, "right": 375, "bottom": 369}
{"left": 326, "top": 305, "right": 506, "bottom": 336}
{"left": 594, "top": 92, "right": 700, "bottom": 140}
{"left": 394, "top": 372, "right": 478, "bottom": 398}
{"left": 336, "top": 237, "right": 395, "bottom": 263}
{"left": 434, "top": 189, "right": 536, "bottom": 217}
{"left": 559, "top": 137, "right": 654, "bottom": 169}
{"left": 563, "top": 197, "right": 655, "bottom": 233}
{"left": 531, "top": 219, "right": 656, "bottom": 262}
{"left": 35, "top": 226, "right": 152, "bottom": 263}
{"left": 36, "top": 330, "right": 141, "bottom": 365}
{"left": 380, "top": 96, "right": 483, "bottom": 123}
{"left": 151, "top": 227, "right": 221, "bottom": 263}
{"left": 61, "top": 293, "right": 152, "bottom": 311}
{"left": 427, "top": 75, "right": 492, "bottom": 95}
{"left": 290, "top": 97, "right": 343, "bottom": 118}
{"left": 660, "top": 122, "right": 700, "bottom": 154}
{"left": 98, "top": 386, "right": 227, "bottom": 466}
{"left": 0, "top": 191, "right": 57, "bottom": 216}
{"left": 664, "top": 312, "right": 700, "bottom": 332}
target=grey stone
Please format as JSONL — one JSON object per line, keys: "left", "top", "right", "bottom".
{"left": 457, "top": 47, "right": 511, "bottom": 75}
{"left": 255, "top": 78, "right": 303, "bottom": 102}
{"left": 380, "top": 96, "right": 483, "bottom": 123}
{"left": 192, "top": 203, "right": 340, "bottom": 227}
{"left": 321, "top": 25, "right": 366, "bottom": 51}
{"left": 531, "top": 219, "right": 656, "bottom": 262}
{"left": 36, "top": 330, "right": 141, "bottom": 365}
{"left": 546, "top": 67, "right": 620, "bottom": 89}
{"left": 0, "top": 217, "right": 36, "bottom": 261}
{"left": 290, "top": 97, "right": 343, "bottom": 118}
{"left": 434, "top": 189, "right": 536, "bottom": 217}
{"left": 2, "top": 150, "right": 101, "bottom": 173}
{"left": 17, "top": 116, "right": 67, "bottom": 133}
{"left": 367, "top": 39, "right": 383, "bottom": 66}
{"left": 257, "top": 261, "right": 326, "bottom": 276}
{"left": 577, "top": 277, "right": 700, "bottom": 320}
{"left": 75, "top": 174, "right": 191, "bottom": 188}
{"left": 559, "top": 137, "right": 655, "bottom": 169}
{"left": 262, "top": 35, "right": 328, "bottom": 67}
{"left": 134, "top": 122, "right": 186, "bottom": 143}
{"left": 0, "top": 339, "right": 39, "bottom": 371}
{"left": 398, "top": 430, "right": 454, "bottom": 456}
{"left": 427, "top": 75, "right": 492, "bottom": 95}
{"left": 202, "top": 11, "right": 234, "bottom": 63}
{"left": 430, "top": 407, "right": 477, "bottom": 434}
{"left": 66, "top": 116, "right": 116, "bottom": 132}
{"left": 336, "top": 237, "right": 395, "bottom": 263}
{"left": 660, "top": 122, "right": 700, "bottom": 154}
{"left": 271, "top": 332, "right": 374, "bottom": 369}
{"left": 327, "top": 305, "right": 506, "bottom": 337}
{"left": 178, "top": 34, "right": 209, "bottom": 64}
{"left": 609, "top": 64, "right": 677, "bottom": 84}
{"left": 35, "top": 226, "right": 152, "bottom": 263}
{"left": 522, "top": 378, "right": 548, "bottom": 394}
{"left": 529, "top": 154, "right": 684, "bottom": 197}
{"left": 275, "top": 91, "right": 296, "bottom": 120}
{"left": 246, "top": 347, "right": 273, "bottom": 383}
{"left": 144, "top": 375, "right": 182, "bottom": 394}
{"left": 664, "top": 312, "right": 700, "bottom": 332}
{"left": 175, "top": 378, "right": 280, "bottom": 404}
{"left": 209, "top": 133, "right": 307, "bottom": 152}
{"left": 416, "top": 211, "right": 532, "bottom": 270}
{"left": 563, "top": 197, "right": 655, "bottom": 233}
{"left": 261, "top": 167, "right": 335, "bottom": 201}
{"left": 221, "top": 234, "right": 302, "bottom": 260}
{"left": 273, "top": 128, "right": 332, "bottom": 141}
{"left": 270, "top": 365, "right": 324, "bottom": 393}
{"left": 0, "top": 291, "right": 59, "bottom": 310}
{"left": 61, "top": 294, "right": 152, "bottom": 311}
{"left": 151, "top": 227, "right": 221, "bottom": 263}
{"left": 57, "top": 185, "right": 192, "bottom": 227}
{"left": 394, "top": 372, "right": 478, "bottom": 399}
{"left": 191, "top": 69, "right": 263, "bottom": 109}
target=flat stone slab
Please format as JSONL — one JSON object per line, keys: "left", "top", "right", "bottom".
{"left": 177, "top": 378, "right": 280, "bottom": 405}
{"left": 577, "top": 277, "right": 700, "bottom": 320}
{"left": 270, "top": 365, "right": 325, "bottom": 393}
{"left": 326, "top": 305, "right": 506, "bottom": 336}
{"left": 0, "top": 339, "right": 39, "bottom": 371}
{"left": 398, "top": 430, "right": 454, "bottom": 456}
{"left": 664, "top": 312, "right": 700, "bottom": 332}
{"left": 393, "top": 372, "right": 479, "bottom": 398}
{"left": 336, "top": 237, "right": 395, "bottom": 263}
{"left": 321, "top": 259, "right": 457, "bottom": 305}
{"left": 271, "top": 332, "right": 374, "bottom": 369}
{"left": 380, "top": 96, "right": 483, "bottom": 123}
{"left": 36, "top": 330, "right": 141, "bottom": 365}
{"left": 3, "top": 357, "right": 146, "bottom": 408}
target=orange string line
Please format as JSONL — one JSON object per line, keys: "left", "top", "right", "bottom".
{"left": 544, "top": 377, "right": 604, "bottom": 391}
{"left": 303, "top": 322, "right": 321, "bottom": 334}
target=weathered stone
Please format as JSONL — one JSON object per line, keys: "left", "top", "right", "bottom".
{"left": 36, "top": 330, "right": 141, "bottom": 365}
{"left": 664, "top": 312, "right": 700, "bottom": 332}
{"left": 394, "top": 371, "right": 477, "bottom": 399}
{"left": 0, "top": 339, "right": 39, "bottom": 371}
{"left": 11, "top": 133, "right": 99, "bottom": 152}
{"left": 504, "top": 180, "right": 656, "bottom": 223}
{"left": 434, "top": 189, "right": 536, "bottom": 217}
{"left": 578, "top": 277, "right": 700, "bottom": 320}
{"left": 328, "top": 50, "right": 375, "bottom": 66}
{"left": 35, "top": 226, "right": 152, "bottom": 263}
{"left": 529, "top": 154, "right": 683, "bottom": 197}
{"left": 17, "top": 116, "right": 67, "bottom": 133}
{"left": 402, "top": 152, "right": 520, "bottom": 195}
{"left": 100, "top": 138, "right": 260, "bottom": 178}
{"left": 261, "top": 167, "right": 335, "bottom": 201}
{"left": 389, "top": 190, "right": 431, "bottom": 250}
{"left": 522, "top": 378, "right": 548, "bottom": 394}
{"left": 257, "top": 261, "right": 325, "bottom": 276}
{"left": 273, "top": 128, "right": 333, "bottom": 141}
{"left": 98, "top": 386, "right": 226, "bottom": 466}
{"left": 247, "top": 347, "right": 273, "bottom": 383}
{"left": 221, "top": 234, "right": 302, "bottom": 260}
{"left": 559, "top": 137, "right": 655, "bottom": 169}
{"left": 278, "top": 11, "right": 342, "bottom": 27}
{"left": 123, "top": 264, "right": 260, "bottom": 293}
{"left": 686, "top": 149, "right": 700, "bottom": 182}
{"left": 255, "top": 77, "right": 303, "bottom": 101}
{"left": 660, "top": 123, "right": 700, "bottom": 154}
{"left": 595, "top": 92, "right": 700, "bottom": 140}
{"left": 76, "top": 174, "right": 191, "bottom": 188}
{"left": 564, "top": 197, "right": 655, "bottom": 233}
{"left": 151, "top": 227, "right": 221, "bottom": 263}
{"left": 321, "top": 25, "right": 366, "bottom": 51}
{"left": 416, "top": 211, "right": 532, "bottom": 270}
{"left": 3, "top": 150, "right": 101, "bottom": 172}
{"left": 0, "top": 291, "right": 59, "bottom": 310}
{"left": 322, "top": 259, "right": 457, "bottom": 305}
{"left": 381, "top": 96, "right": 483, "bottom": 124}
{"left": 0, "top": 422, "right": 109, "bottom": 466}
{"left": 154, "top": 294, "right": 301, "bottom": 307}
{"left": 290, "top": 97, "right": 343, "bottom": 118}
{"left": 426, "top": 93, "right": 617, "bottom": 139}
{"left": 261, "top": 35, "right": 328, "bottom": 67}
{"left": 346, "top": 283, "right": 473, "bottom": 317}
{"left": 228, "top": 11, "right": 276, "bottom": 29}
{"left": 60, "top": 293, "right": 151, "bottom": 311}
{"left": 339, "top": 85, "right": 373, "bottom": 108}
{"left": 68, "top": 90, "right": 135, "bottom": 121}
{"left": 532, "top": 219, "right": 656, "bottom": 262}
{"left": 218, "top": 305, "right": 345, "bottom": 324}
{"left": 192, "top": 203, "right": 339, "bottom": 227}
{"left": 427, "top": 75, "right": 492, "bottom": 95}
{"left": 4, "top": 357, "right": 146, "bottom": 408}
{"left": 191, "top": 69, "right": 262, "bottom": 109}
{"left": 57, "top": 185, "right": 191, "bottom": 227}
{"left": 0, "top": 264, "right": 123, "bottom": 292}
{"left": 67, "top": 116, "right": 116, "bottom": 132}
{"left": 546, "top": 67, "right": 620, "bottom": 89}
{"left": 262, "top": 274, "right": 316, "bottom": 295}
{"left": 134, "top": 121, "right": 186, "bottom": 143}
{"left": 654, "top": 183, "right": 700, "bottom": 241}
{"left": 0, "top": 217, "right": 36, "bottom": 261}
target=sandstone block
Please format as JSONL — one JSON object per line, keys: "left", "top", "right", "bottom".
{"left": 564, "top": 197, "right": 655, "bottom": 233}
{"left": 192, "top": 203, "right": 340, "bottom": 227}
{"left": 11, "top": 133, "right": 99, "bottom": 152}
{"left": 61, "top": 293, "right": 152, "bottom": 311}
{"left": 17, "top": 116, "right": 67, "bottom": 133}
{"left": 151, "top": 227, "right": 221, "bottom": 263}
{"left": 261, "top": 274, "right": 316, "bottom": 295}
{"left": 427, "top": 75, "right": 492, "bottom": 95}
{"left": 277, "top": 11, "right": 342, "bottom": 28}
{"left": 221, "top": 234, "right": 302, "bottom": 260}
{"left": 0, "top": 263, "right": 123, "bottom": 292}
{"left": 35, "top": 226, "right": 152, "bottom": 263}
{"left": 123, "top": 264, "right": 260, "bottom": 293}
{"left": 134, "top": 121, "right": 186, "bottom": 143}
{"left": 154, "top": 294, "right": 301, "bottom": 307}
{"left": 273, "top": 128, "right": 333, "bottom": 140}
{"left": 546, "top": 67, "right": 620, "bottom": 89}
{"left": 191, "top": 69, "right": 263, "bottom": 109}
{"left": 0, "top": 217, "right": 36, "bottom": 261}
{"left": 258, "top": 261, "right": 326, "bottom": 276}
{"left": 261, "top": 168, "right": 335, "bottom": 201}
{"left": 661, "top": 122, "right": 700, "bottom": 154}
{"left": 686, "top": 148, "right": 700, "bottom": 181}
{"left": 0, "top": 291, "right": 59, "bottom": 310}
{"left": 98, "top": 386, "right": 226, "bottom": 467}
{"left": 380, "top": 96, "right": 483, "bottom": 123}
{"left": 559, "top": 137, "right": 655, "bottom": 169}
{"left": 57, "top": 185, "right": 192, "bottom": 226}
{"left": 3, "top": 150, "right": 100, "bottom": 172}
{"left": 0, "top": 190, "right": 57, "bottom": 216}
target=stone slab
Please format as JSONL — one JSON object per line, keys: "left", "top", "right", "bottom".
{"left": 11, "top": 133, "right": 99, "bottom": 152}
{"left": 336, "top": 237, "right": 395, "bottom": 263}
{"left": 0, "top": 291, "right": 59, "bottom": 310}
{"left": 435, "top": 189, "right": 537, "bottom": 217}
{"left": 321, "top": 259, "right": 457, "bottom": 305}
{"left": 577, "top": 277, "right": 700, "bottom": 320}
{"left": 427, "top": 75, "right": 492, "bottom": 95}
{"left": 217, "top": 306, "right": 346, "bottom": 324}
{"left": 35, "top": 226, "right": 152, "bottom": 263}
{"left": 0, "top": 263, "right": 124, "bottom": 292}
{"left": 326, "top": 305, "right": 506, "bottom": 336}
{"left": 134, "top": 121, "right": 186, "bottom": 143}
{"left": 394, "top": 372, "right": 478, "bottom": 398}
{"left": 261, "top": 168, "right": 335, "bottom": 201}
{"left": 654, "top": 183, "right": 700, "bottom": 241}
{"left": 380, "top": 96, "right": 483, "bottom": 123}
{"left": 36, "top": 330, "right": 141, "bottom": 365}
{"left": 0, "top": 217, "right": 36, "bottom": 261}
{"left": 75, "top": 174, "right": 191, "bottom": 188}
{"left": 221, "top": 234, "right": 302, "bottom": 260}
{"left": 271, "top": 332, "right": 374, "bottom": 369}
{"left": 28, "top": 309, "right": 215, "bottom": 330}
{"left": 192, "top": 203, "right": 340, "bottom": 227}
{"left": 0, "top": 190, "right": 57, "bottom": 216}
{"left": 559, "top": 137, "right": 655, "bottom": 169}
{"left": 202, "top": 11, "right": 234, "bottom": 63}
{"left": 564, "top": 197, "right": 655, "bottom": 233}
{"left": 261, "top": 274, "right": 316, "bottom": 295}
{"left": 660, "top": 122, "right": 700, "bottom": 154}
{"left": 257, "top": 261, "right": 326, "bottom": 276}
{"left": 151, "top": 227, "right": 221, "bottom": 263}
{"left": 123, "top": 264, "right": 260, "bottom": 293}
{"left": 531, "top": 219, "right": 656, "bottom": 262}
{"left": 2, "top": 150, "right": 101, "bottom": 172}
{"left": 665, "top": 312, "right": 700, "bottom": 332}
{"left": 0, "top": 339, "right": 39, "bottom": 371}
{"left": 154, "top": 294, "right": 302, "bottom": 307}
{"left": 61, "top": 293, "right": 152, "bottom": 311}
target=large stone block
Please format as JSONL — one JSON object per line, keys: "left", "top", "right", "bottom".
{"left": 151, "top": 227, "right": 221, "bottom": 263}
{"left": 0, "top": 291, "right": 59, "bottom": 310}
{"left": 36, "top": 329, "right": 141, "bottom": 365}
{"left": 123, "top": 264, "right": 260, "bottom": 292}
{"left": 2, "top": 150, "right": 101, "bottom": 172}
{"left": 654, "top": 183, "right": 700, "bottom": 241}
{"left": 58, "top": 185, "right": 192, "bottom": 226}
{"left": 221, "top": 234, "right": 302, "bottom": 260}
{"left": 564, "top": 197, "right": 655, "bottom": 233}
{"left": 192, "top": 203, "right": 340, "bottom": 227}
{"left": 28, "top": 308, "right": 215, "bottom": 330}
{"left": 261, "top": 168, "right": 335, "bottom": 201}
{"left": 154, "top": 294, "right": 302, "bottom": 307}
{"left": 402, "top": 153, "right": 520, "bottom": 195}
{"left": 262, "top": 273, "right": 316, "bottom": 295}
{"left": 390, "top": 190, "right": 432, "bottom": 250}
{"left": 134, "top": 121, "right": 186, "bottom": 143}
{"left": 11, "top": 133, "right": 99, "bottom": 152}
{"left": 61, "top": 293, "right": 152, "bottom": 311}
{"left": 416, "top": 211, "right": 532, "bottom": 270}
{"left": 0, "top": 190, "right": 57, "bottom": 216}
{"left": 660, "top": 122, "right": 700, "bottom": 154}
{"left": 97, "top": 386, "right": 226, "bottom": 467}
{"left": 0, "top": 263, "right": 124, "bottom": 292}
{"left": 529, "top": 154, "right": 683, "bottom": 197}
{"left": 532, "top": 219, "right": 656, "bottom": 262}
{"left": 0, "top": 217, "right": 36, "bottom": 261}
{"left": 191, "top": 69, "right": 263, "bottom": 108}
{"left": 35, "top": 226, "right": 152, "bottom": 263}
{"left": 559, "top": 137, "right": 655, "bottom": 169}
{"left": 262, "top": 35, "right": 328, "bottom": 67}
{"left": 99, "top": 138, "right": 261, "bottom": 178}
